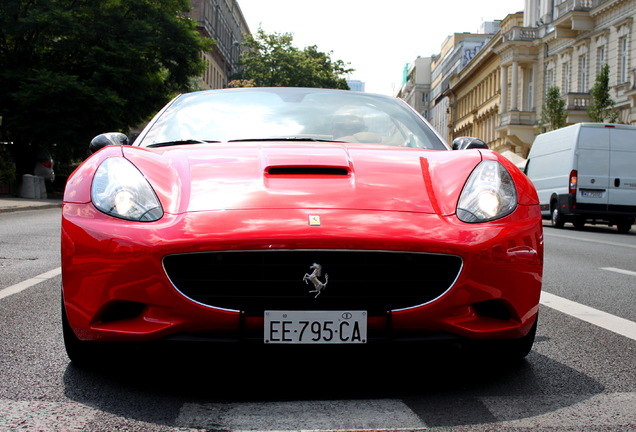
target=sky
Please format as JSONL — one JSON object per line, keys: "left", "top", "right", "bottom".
{"left": 238, "top": 0, "right": 525, "bottom": 95}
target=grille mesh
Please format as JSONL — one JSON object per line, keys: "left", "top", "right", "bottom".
{"left": 163, "top": 251, "right": 462, "bottom": 314}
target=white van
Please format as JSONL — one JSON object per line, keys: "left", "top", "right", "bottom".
{"left": 525, "top": 123, "right": 636, "bottom": 233}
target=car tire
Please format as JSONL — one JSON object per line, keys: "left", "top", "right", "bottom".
{"left": 471, "top": 315, "right": 538, "bottom": 362}
{"left": 499, "top": 315, "right": 538, "bottom": 360}
{"left": 61, "top": 296, "right": 102, "bottom": 368}
{"left": 551, "top": 206, "right": 565, "bottom": 228}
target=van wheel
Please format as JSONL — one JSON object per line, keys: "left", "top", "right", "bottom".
{"left": 617, "top": 220, "right": 632, "bottom": 234}
{"left": 572, "top": 217, "right": 586, "bottom": 229}
{"left": 551, "top": 207, "right": 565, "bottom": 228}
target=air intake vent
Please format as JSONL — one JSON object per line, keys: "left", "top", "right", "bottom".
{"left": 267, "top": 167, "right": 349, "bottom": 175}
{"left": 163, "top": 250, "right": 462, "bottom": 314}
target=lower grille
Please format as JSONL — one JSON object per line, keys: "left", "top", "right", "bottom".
{"left": 163, "top": 251, "right": 462, "bottom": 314}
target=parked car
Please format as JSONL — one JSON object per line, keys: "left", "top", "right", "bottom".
{"left": 33, "top": 149, "right": 55, "bottom": 183}
{"left": 61, "top": 87, "right": 543, "bottom": 366}
{"left": 526, "top": 123, "right": 636, "bottom": 233}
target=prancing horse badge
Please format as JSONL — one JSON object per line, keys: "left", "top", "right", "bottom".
{"left": 303, "top": 263, "right": 328, "bottom": 298}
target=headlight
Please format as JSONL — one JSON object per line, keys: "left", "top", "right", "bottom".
{"left": 91, "top": 157, "right": 163, "bottom": 222}
{"left": 456, "top": 160, "right": 517, "bottom": 223}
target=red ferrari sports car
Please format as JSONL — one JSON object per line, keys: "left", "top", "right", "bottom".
{"left": 61, "top": 87, "right": 543, "bottom": 365}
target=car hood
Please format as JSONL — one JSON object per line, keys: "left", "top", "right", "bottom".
{"left": 120, "top": 142, "right": 485, "bottom": 216}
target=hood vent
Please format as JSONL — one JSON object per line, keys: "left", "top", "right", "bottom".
{"left": 267, "top": 167, "right": 349, "bottom": 176}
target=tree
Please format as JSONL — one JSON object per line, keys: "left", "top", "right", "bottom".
{"left": 539, "top": 86, "right": 567, "bottom": 132}
{"left": 0, "top": 0, "right": 211, "bottom": 176}
{"left": 0, "top": 146, "right": 16, "bottom": 186}
{"left": 237, "top": 28, "right": 353, "bottom": 89}
{"left": 227, "top": 79, "right": 256, "bottom": 88}
{"left": 588, "top": 64, "right": 619, "bottom": 123}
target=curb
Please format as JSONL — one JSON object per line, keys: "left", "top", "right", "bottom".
{"left": 0, "top": 200, "right": 63, "bottom": 214}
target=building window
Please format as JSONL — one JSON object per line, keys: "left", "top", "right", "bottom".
{"left": 619, "top": 37, "right": 628, "bottom": 83}
{"left": 545, "top": 66, "right": 555, "bottom": 92}
{"left": 562, "top": 62, "right": 570, "bottom": 94}
{"left": 597, "top": 45, "right": 606, "bottom": 74}
{"left": 526, "top": 67, "right": 534, "bottom": 111}
{"left": 579, "top": 55, "right": 587, "bottom": 92}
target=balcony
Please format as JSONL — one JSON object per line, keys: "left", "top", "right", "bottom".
{"left": 552, "top": 0, "right": 599, "bottom": 35}
{"left": 502, "top": 27, "right": 538, "bottom": 42}
{"left": 564, "top": 93, "right": 592, "bottom": 123}
{"left": 564, "top": 93, "right": 591, "bottom": 110}
{"left": 496, "top": 111, "right": 536, "bottom": 157}
{"left": 499, "top": 111, "right": 536, "bottom": 126}
{"left": 555, "top": 0, "right": 595, "bottom": 17}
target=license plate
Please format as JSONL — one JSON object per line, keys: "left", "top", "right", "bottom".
{"left": 581, "top": 190, "right": 603, "bottom": 198}
{"left": 264, "top": 311, "right": 367, "bottom": 344}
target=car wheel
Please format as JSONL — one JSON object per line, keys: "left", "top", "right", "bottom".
{"left": 499, "top": 315, "right": 538, "bottom": 360}
{"left": 61, "top": 296, "right": 101, "bottom": 368}
{"left": 471, "top": 315, "right": 538, "bottom": 362}
{"left": 617, "top": 220, "right": 632, "bottom": 234}
{"left": 551, "top": 206, "right": 565, "bottom": 228}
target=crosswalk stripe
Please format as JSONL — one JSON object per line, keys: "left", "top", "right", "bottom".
{"left": 176, "top": 399, "right": 426, "bottom": 431}
{"left": 0, "top": 392, "right": 635, "bottom": 431}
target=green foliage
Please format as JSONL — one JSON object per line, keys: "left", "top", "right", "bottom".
{"left": 539, "top": 86, "right": 567, "bottom": 132}
{"left": 227, "top": 79, "right": 256, "bottom": 88}
{"left": 588, "top": 64, "right": 619, "bottom": 123}
{"left": 0, "top": 0, "right": 211, "bottom": 162}
{"left": 237, "top": 28, "right": 353, "bottom": 89}
{"left": 0, "top": 146, "right": 17, "bottom": 184}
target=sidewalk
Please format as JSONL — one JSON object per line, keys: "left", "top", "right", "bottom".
{"left": 0, "top": 196, "right": 63, "bottom": 213}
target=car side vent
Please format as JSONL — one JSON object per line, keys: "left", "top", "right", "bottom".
{"left": 267, "top": 167, "right": 349, "bottom": 175}
{"left": 100, "top": 301, "right": 146, "bottom": 323}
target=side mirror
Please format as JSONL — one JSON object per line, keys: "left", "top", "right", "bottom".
{"left": 451, "top": 137, "right": 488, "bottom": 150}
{"left": 89, "top": 132, "right": 130, "bottom": 154}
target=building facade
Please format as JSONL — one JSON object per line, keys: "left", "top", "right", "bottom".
{"left": 347, "top": 80, "right": 366, "bottom": 92}
{"left": 396, "top": 57, "right": 433, "bottom": 117}
{"left": 448, "top": 28, "right": 510, "bottom": 150}
{"left": 188, "top": 0, "right": 251, "bottom": 90}
{"left": 534, "top": 0, "right": 636, "bottom": 127}
{"left": 461, "top": 0, "right": 635, "bottom": 157}
{"left": 403, "top": 0, "right": 635, "bottom": 158}
{"left": 429, "top": 28, "right": 499, "bottom": 142}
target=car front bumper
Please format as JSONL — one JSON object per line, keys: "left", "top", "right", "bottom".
{"left": 62, "top": 203, "right": 543, "bottom": 344}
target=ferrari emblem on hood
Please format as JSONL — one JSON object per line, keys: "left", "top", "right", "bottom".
{"left": 303, "top": 263, "right": 328, "bottom": 298}
{"left": 308, "top": 215, "right": 321, "bottom": 226}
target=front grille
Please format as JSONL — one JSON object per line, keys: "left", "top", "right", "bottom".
{"left": 163, "top": 251, "right": 462, "bottom": 314}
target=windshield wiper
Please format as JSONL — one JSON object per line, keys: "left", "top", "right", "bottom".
{"left": 147, "top": 139, "right": 220, "bottom": 148}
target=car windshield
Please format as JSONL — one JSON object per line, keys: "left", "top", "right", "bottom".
{"left": 136, "top": 88, "right": 448, "bottom": 150}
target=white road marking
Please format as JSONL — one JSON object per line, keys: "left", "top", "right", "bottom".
{"left": 177, "top": 399, "right": 427, "bottom": 431}
{"left": 0, "top": 267, "right": 61, "bottom": 301}
{"left": 0, "top": 393, "right": 634, "bottom": 431}
{"left": 544, "top": 231, "right": 636, "bottom": 250}
{"left": 602, "top": 267, "right": 636, "bottom": 278}
{"left": 484, "top": 392, "right": 636, "bottom": 429}
{"left": 540, "top": 291, "right": 636, "bottom": 341}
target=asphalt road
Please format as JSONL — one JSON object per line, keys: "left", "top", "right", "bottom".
{"left": 0, "top": 208, "right": 634, "bottom": 431}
